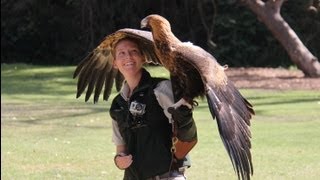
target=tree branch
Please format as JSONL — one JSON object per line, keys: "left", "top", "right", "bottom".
{"left": 240, "top": 0, "right": 264, "bottom": 14}
{"left": 240, "top": 0, "right": 320, "bottom": 76}
{"left": 197, "top": 1, "right": 209, "bottom": 34}
{"left": 265, "top": 0, "right": 286, "bottom": 13}
{"left": 197, "top": 0, "right": 218, "bottom": 49}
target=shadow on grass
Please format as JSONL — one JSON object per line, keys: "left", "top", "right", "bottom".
{"left": 2, "top": 64, "right": 119, "bottom": 102}
{"left": 192, "top": 92, "right": 319, "bottom": 120}
{"left": 3, "top": 64, "right": 319, "bottom": 129}
{"left": 195, "top": 96, "right": 318, "bottom": 110}
{"left": 1, "top": 102, "right": 112, "bottom": 129}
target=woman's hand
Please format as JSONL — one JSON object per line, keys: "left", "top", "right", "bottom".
{"left": 114, "top": 153, "right": 133, "bottom": 170}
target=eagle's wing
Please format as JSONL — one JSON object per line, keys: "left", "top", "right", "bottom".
{"left": 73, "top": 28, "right": 160, "bottom": 103}
{"left": 174, "top": 43, "right": 254, "bottom": 180}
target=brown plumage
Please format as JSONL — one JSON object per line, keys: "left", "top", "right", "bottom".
{"left": 73, "top": 14, "right": 255, "bottom": 180}
{"left": 140, "top": 14, "right": 255, "bottom": 180}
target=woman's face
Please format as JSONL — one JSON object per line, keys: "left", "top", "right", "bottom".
{"left": 113, "top": 39, "right": 145, "bottom": 77}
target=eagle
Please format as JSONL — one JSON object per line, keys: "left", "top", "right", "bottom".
{"left": 74, "top": 14, "right": 254, "bottom": 180}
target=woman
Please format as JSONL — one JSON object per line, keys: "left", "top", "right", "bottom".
{"left": 110, "top": 37, "right": 197, "bottom": 180}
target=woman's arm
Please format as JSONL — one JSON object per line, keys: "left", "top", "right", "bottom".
{"left": 154, "top": 80, "right": 198, "bottom": 159}
{"left": 111, "top": 120, "right": 133, "bottom": 169}
{"left": 114, "top": 145, "right": 132, "bottom": 170}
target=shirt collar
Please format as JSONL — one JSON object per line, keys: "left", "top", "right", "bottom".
{"left": 120, "top": 68, "right": 152, "bottom": 100}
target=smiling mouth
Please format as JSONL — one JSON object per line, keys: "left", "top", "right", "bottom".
{"left": 124, "top": 62, "right": 135, "bottom": 67}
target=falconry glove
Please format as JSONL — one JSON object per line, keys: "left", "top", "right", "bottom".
{"left": 168, "top": 105, "right": 197, "bottom": 141}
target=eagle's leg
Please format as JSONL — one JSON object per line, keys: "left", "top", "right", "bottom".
{"left": 170, "top": 98, "right": 193, "bottom": 109}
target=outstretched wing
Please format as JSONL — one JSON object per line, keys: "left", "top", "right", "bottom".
{"left": 73, "top": 28, "right": 161, "bottom": 103}
{"left": 174, "top": 43, "right": 255, "bottom": 180}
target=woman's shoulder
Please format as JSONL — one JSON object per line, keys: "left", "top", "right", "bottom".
{"left": 154, "top": 79, "right": 172, "bottom": 91}
{"left": 153, "top": 79, "right": 174, "bottom": 120}
{"left": 153, "top": 79, "right": 174, "bottom": 102}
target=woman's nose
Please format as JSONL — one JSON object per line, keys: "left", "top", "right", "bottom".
{"left": 118, "top": 53, "right": 130, "bottom": 61}
{"left": 124, "top": 52, "right": 133, "bottom": 60}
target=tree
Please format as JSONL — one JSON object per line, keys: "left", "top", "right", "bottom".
{"left": 2, "top": 0, "right": 318, "bottom": 68}
{"left": 240, "top": 0, "right": 320, "bottom": 77}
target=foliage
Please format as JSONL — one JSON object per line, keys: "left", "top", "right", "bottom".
{"left": 1, "top": 0, "right": 319, "bottom": 67}
{"left": 213, "top": 0, "right": 320, "bottom": 67}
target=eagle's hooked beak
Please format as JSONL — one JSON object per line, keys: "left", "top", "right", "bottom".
{"left": 140, "top": 17, "right": 148, "bottom": 29}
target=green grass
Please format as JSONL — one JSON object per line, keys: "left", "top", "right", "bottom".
{"left": 1, "top": 63, "right": 320, "bottom": 180}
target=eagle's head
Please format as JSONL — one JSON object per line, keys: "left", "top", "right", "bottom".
{"left": 141, "top": 14, "right": 171, "bottom": 31}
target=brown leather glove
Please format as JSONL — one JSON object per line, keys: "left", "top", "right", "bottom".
{"left": 168, "top": 105, "right": 197, "bottom": 141}
{"left": 168, "top": 105, "right": 197, "bottom": 159}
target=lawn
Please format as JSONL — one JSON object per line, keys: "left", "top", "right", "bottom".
{"left": 1, "top": 64, "right": 320, "bottom": 180}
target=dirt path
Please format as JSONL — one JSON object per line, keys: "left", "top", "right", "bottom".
{"left": 226, "top": 68, "right": 320, "bottom": 90}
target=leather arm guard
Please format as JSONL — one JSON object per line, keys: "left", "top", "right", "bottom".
{"left": 168, "top": 106, "right": 198, "bottom": 159}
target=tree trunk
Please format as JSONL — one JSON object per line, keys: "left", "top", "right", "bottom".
{"left": 241, "top": 0, "right": 320, "bottom": 77}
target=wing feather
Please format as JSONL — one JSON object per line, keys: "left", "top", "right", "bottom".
{"left": 74, "top": 28, "right": 161, "bottom": 103}
{"left": 115, "top": 71, "right": 124, "bottom": 91}
{"left": 174, "top": 43, "right": 254, "bottom": 180}
{"left": 85, "top": 72, "right": 98, "bottom": 102}
{"left": 206, "top": 83, "right": 253, "bottom": 180}
{"left": 73, "top": 52, "right": 92, "bottom": 79}
{"left": 76, "top": 53, "right": 101, "bottom": 98}
{"left": 93, "top": 61, "right": 114, "bottom": 103}
{"left": 103, "top": 69, "right": 117, "bottom": 101}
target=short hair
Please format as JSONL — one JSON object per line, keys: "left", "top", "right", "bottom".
{"left": 111, "top": 37, "right": 144, "bottom": 58}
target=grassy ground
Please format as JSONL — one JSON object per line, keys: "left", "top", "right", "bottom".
{"left": 1, "top": 64, "right": 320, "bottom": 180}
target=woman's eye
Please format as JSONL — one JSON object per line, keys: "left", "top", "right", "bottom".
{"left": 117, "top": 51, "right": 125, "bottom": 57}
{"left": 131, "top": 49, "right": 140, "bottom": 54}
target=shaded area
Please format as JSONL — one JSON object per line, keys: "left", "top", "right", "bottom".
{"left": 1, "top": 64, "right": 77, "bottom": 95}
{"left": 1, "top": 1, "right": 319, "bottom": 68}
{"left": 1, "top": 103, "right": 111, "bottom": 129}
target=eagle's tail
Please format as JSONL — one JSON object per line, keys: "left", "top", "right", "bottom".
{"left": 205, "top": 80, "right": 254, "bottom": 180}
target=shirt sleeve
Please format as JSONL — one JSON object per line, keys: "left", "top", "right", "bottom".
{"left": 153, "top": 80, "right": 175, "bottom": 123}
{"left": 111, "top": 119, "right": 125, "bottom": 146}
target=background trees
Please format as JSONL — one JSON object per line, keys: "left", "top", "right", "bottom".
{"left": 1, "top": 0, "right": 319, "bottom": 70}
{"left": 241, "top": 0, "right": 320, "bottom": 77}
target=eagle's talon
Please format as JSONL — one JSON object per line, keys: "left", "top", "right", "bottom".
{"left": 170, "top": 98, "right": 193, "bottom": 109}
